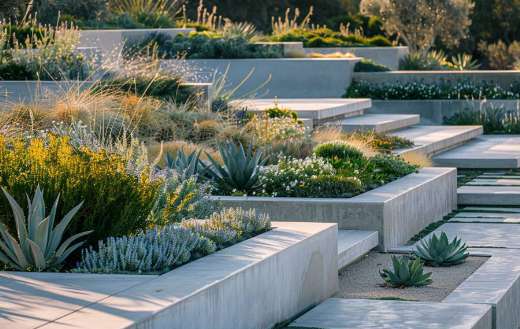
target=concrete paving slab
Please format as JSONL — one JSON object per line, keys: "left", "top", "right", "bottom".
{"left": 0, "top": 272, "right": 154, "bottom": 329}
{"left": 289, "top": 298, "right": 492, "bottom": 329}
{"left": 415, "top": 222, "right": 520, "bottom": 249}
{"left": 337, "top": 230, "right": 378, "bottom": 270}
{"left": 229, "top": 98, "right": 371, "bottom": 121}
{"left": 462, "top": 206, "right": 520, "bottom": 213}
{"left": 458, "top": 186, "right": 520, "bottom": 206}
{"left": 444, "top": 254, "right": 520, "bottom": 329}
{"left": 451, "top": 212, "right": 520, "bottom": 223}
{"left": 392, "top": 125, "right": 483, "bottom": 156}
{"left": 434, "top": 136, "right": 520, "bottom": 169}
{"left": 340, "top": 114, "right": 420, "bottom": 133}
{"left": 466, "top": 178, "right": 520, "bottom": 186}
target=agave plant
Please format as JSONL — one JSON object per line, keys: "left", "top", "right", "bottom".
{"left": 0, "top": 186, "right": 91, "bottom": 271}
{"left": 204, "top": 143, "right": 266, "bottom": 195}
{"left": 414, "top": 232, "right": 469, "bottom": 267}
{"left": 162, "top": 149, "right": 205, "bottom": 180}
{"left": 450, "top": 54, "right": 480, "bottom": 71}
{"left": 380, "top": 255, "right": 432, "bottom": 288}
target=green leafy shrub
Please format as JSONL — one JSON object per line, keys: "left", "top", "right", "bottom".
{"left": 74, "top": 208, "right": 270, "bottom": 274}
{"left": 265, "top": 107, "right": 298, "bottom": 121}
{"left": 137, "top": 32, "right": 283, "bottom": 59}
{"left": 415, "top": 232, "right": 469, "bottom": 267}
{"left": 258, "top": 155, "right": 364, "bottom": 198}
{"left": 0, "top": 186, "right": 91, "bottom": 271}
{"left": 345, "top": 80, "right": 520, "bottom": 100}
{"left": 270, "top": 28, "right": 392, "bottom": 48}
{"left": 0, "top": 135, "right": 158, "bottom": 245}
{"left": 444, "top": 105, "right": 520, "bottom": 134}
{"left": 205, "top": 143, "right": 266, "bottom": 195}
{"left": 380, "top": 255, "right": 432, "bottom": 288}
{"left": 354, "top": 58, "right": 390, "bottom": 72}
{"left": 369, "top": 154, "right": 418, "bottom": 185}
{"left": 314, "top": 140, "right": 365, "bottom": 163}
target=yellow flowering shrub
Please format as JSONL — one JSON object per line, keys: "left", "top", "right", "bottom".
{"left": 0, "top": 135, "right": 159, "bottom": 244}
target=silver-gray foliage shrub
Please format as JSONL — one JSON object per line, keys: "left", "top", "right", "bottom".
{"left": 74, "top": 225, "right": 216, "bottom": 274}
{"left": 75, "top": 208, "right": 270, "bottom": 274}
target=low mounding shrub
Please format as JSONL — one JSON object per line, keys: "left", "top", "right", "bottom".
{"left": 258, "top": 155, "right": 364, "bottom": 198}
{"left": 354, "top": 58, "right": 390, "bottom": 72}
{"left": 136, "top": 32, "right": 283, "bottom": 59}
{"left": 74, "top": 208, "right": 271, "bottom": 274}
{"left": 270, "top": 28, "right": 392, "bottom": 48}
{"left": 369, "top": 154, "right": 418, "bottom": 185}
{"left": 345, "top": 80, "right": 520, "bottom": 100}
{"left": 0, "top": 135, "right": 158, "bottom": 245}
{"left": 444, "top": 105, "right": 520, "bottom": 134}
{"left": 313, "top": 140, "right": 366, "bottom": 169}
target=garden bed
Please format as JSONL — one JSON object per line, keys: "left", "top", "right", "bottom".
{"left": 367, "top": 100, "right": 520, "bottom": 124}
{"left": 0, "top": 222, "right": 337, "bottom": 329}
{"left": 337, "top": 252, "right": 488, "bottom": 302}
{"left": 212, "top": 167, "right": 457, "bottom": 251}
{"left": 160, "top": 57, "right": 360, "bottom": 98}
{"left": 78, "top": 28, "right": 194, "bottom": 55}
{"left": 354, "top": 71, "right": 520, "bottom": 88}
{"left": 305, "top": 46, "right": 408, "bottom": 70}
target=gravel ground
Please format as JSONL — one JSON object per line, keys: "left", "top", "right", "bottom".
{"left": 336, "top": 252, "right": 488, "bottom": 302}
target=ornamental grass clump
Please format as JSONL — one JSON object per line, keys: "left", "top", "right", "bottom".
{"left": 0, "top": 186, "right": 91, "bottom": 271}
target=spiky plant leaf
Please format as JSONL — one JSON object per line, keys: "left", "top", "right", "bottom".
{"left": 0, "top": 186, "right": 90, "bottom": 271}
{"left": 380, "top": 255, "right": 432, "bottom": 288}
{"left": 414, "top": 232, "right": 469, "bottom": 267}
{"left": 204, "top": 143, "right": 265, "bottom": 194}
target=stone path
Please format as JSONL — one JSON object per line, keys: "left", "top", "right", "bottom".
{"left": 434, "top": 136, "right": 520, "bottom": 169}
{"left": 458, "top": 172, "right": 520, "bottom": 206}
{"left": 391, "top": 125, "right": 483, "bottom": 156}
{"left": 289, "top": 298, "right": 492, "bottom": 329}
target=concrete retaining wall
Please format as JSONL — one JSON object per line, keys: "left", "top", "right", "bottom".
{"left": 306, "top": 46, "right": 408, "bottom": 70}
{"left": 0, "top": 80, "right": 208, "bottom": 106}
{"left": 78, "top": 28, "right": 194, "bottom": 56}
{"left": 212, "top": 167, "right": 457, "bottom": 251}
{"left": 33, "top": 222, "right": 337, "bottom": 329}
{"left": 368, "top": 99, "right": 520, "bottom": 125}
{"left": 354, "top": 71, "right": 520, "bottom": 88}
{"left": 160, "top": 58, "right": 359, "bottom": 98}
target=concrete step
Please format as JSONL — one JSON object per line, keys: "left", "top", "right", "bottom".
{"left": 289, "top": 298, "right": 492, "bottom": 329}
{"left": 229, "top": 98, "right": 372, "bottom": 124}
{"left": 458, "top": 185, "right": 520, "bottom": 206}
{"left": 337, "top": 230, "right": 378, "bottom": 270}
{"left": 434, "top": 136, "right": 520, "bottom": 169}
{"left": 340, "top": 114, "right": 420, "bottom": 133}
{"left": 391, "top": 125, "right": 483, "bottom": 157}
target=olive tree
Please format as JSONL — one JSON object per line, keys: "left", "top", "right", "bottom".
{"left": 360, "top": 0, "right": 474, "bottom": 54}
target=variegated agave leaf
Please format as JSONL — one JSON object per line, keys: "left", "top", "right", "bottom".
{"left": 0, "top": 186, "right": 91, "bottom": 271}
